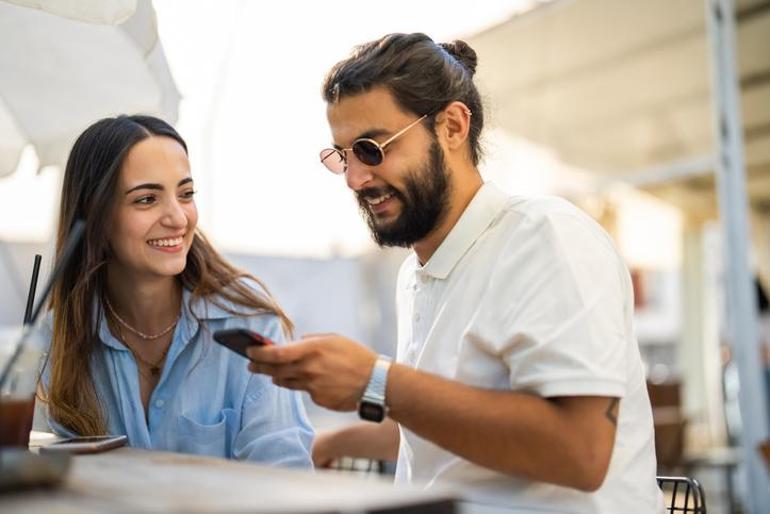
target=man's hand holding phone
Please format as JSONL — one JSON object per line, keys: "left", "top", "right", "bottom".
{"left": 245, "top": 334, "right": 377, "bottom": 412}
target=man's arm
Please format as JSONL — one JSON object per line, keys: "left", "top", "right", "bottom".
{"left": 312, "top": 419, "right": 399, "bottom": 468}
{"left": 247, "top": 335, "right": 618, "bottom": 491}
{"left": 386, "top": 363, "right": 618, "bottom": 492}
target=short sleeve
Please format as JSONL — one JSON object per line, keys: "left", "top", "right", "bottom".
{"left": 468, "top": 201, "right": 630, "bottom": 398}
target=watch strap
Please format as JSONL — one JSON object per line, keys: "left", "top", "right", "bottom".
{"left": 360, "top": 355, "right": 392, "bottom": 415}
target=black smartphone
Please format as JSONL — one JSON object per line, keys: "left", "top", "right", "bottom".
{"left": 39, "top": 435, "right": 127, "bottom": 454}
{"left": 213, "top": 328, "right": 274, "bottom": 358}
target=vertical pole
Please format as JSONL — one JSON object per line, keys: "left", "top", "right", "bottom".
{"left": 706, "top": 0, "right": 770, "bottom": 511}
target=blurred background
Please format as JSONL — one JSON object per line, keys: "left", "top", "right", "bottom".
{"left": 1, "top": 0, "right": 769, "bottom": 512}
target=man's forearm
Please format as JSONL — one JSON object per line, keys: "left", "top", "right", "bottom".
{"left": 245, "top": 335, "right": 616, "bottom": 489}
{"left": 385, "top": 363, "right": 617, "bottom": 491}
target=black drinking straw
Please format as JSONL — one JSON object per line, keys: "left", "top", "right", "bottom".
{"left": 0, "top": 220, "right": 85, "bottom": 388}
{"left": 23, "top": 255, "right": 42, "bottom": 326}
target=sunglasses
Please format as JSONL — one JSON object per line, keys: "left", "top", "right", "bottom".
{"left": 319, "top": 115, "right": 427, "bottom": 174}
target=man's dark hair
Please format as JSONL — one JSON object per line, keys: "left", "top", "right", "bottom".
{"left": 322, "top": 32, "right": 484, "bottom": 166}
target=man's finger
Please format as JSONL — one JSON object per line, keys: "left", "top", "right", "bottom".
{"left": 300, "top": 332, "right": 334, "bottom": 340}
{"left": 273, "top": 376, "right": 305, "bottom": 391}
{"left": 249, "top": 360, "right": 307, "bottom": 380}
{"left": 246, "top": 342, "right": 306, "bottom": 363}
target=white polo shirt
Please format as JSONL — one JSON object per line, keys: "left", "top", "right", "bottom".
{"left": 394, "top": 183, "right": 663, "bottom": 513}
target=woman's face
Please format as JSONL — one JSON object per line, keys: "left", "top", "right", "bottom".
{"left": 108, "top": 135, "right": 198, "bottom": 281}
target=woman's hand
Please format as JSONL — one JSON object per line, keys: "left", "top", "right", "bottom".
{"left": 311, "top": 430, "right": 343, "bottom": 468}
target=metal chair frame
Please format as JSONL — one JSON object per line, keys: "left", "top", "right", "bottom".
{"left": 657, "top": 475, "right": 707, "bottom": 513}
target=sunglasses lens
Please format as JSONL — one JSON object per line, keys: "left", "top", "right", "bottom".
{"left": 352, "top": 140, "right": 383, "bottom": 167}
{"left": 320, "top": 148, "right": 345, "bottom": 174}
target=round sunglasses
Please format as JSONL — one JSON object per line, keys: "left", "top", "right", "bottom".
{"left": 319, "top": 115, "right": 427, "bottom": 174}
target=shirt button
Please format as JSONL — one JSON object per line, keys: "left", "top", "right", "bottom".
{"left": 154, "top": 399, "right": 165, "bottom": 408}
{"left": 414, "top": 313, "right": 421, "bottom": 322}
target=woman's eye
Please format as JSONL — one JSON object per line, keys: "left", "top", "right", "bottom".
{"left": 134, "top": 195, "right": 156, "bottom": 205}
{"left": 180, "top": 190, "right": 197, "bottom": 200}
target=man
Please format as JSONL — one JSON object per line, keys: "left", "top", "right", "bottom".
{"left": 248, "top": 33, "right": 663, "bottom": 513}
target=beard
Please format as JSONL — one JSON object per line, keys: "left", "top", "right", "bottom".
{"left": 356, "top": 141, "right": 452, "bottom": 248}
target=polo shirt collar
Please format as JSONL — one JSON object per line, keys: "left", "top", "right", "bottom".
{"left": 419, "top": 182, "right": 509, "bottom": 280}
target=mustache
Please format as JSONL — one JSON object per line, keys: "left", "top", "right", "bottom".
{"left": 356, "top": 185, "right": 403, "bottom": 203}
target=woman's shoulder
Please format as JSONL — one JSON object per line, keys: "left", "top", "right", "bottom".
{"left": 186, "top": 278, "right": 285, "bottom": 337}
{"left": 187, "top": 277, "right": 261, "bottom": 315}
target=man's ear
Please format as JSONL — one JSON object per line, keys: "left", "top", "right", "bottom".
{"left": 435, "top": 101, "right": 472, "bottom": 153}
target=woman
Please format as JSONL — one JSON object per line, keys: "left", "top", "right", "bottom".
{"left": 40, "top": 115, "right": 313, "bottom": 467}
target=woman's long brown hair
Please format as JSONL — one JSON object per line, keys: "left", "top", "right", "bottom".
{"left": 43, "top": 115, "right": 291, "bottom": 436}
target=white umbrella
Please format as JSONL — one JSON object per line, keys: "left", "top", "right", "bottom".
{"left": 1, "top": 0, "right": 137, "bottom": 24}
{"left": 0, "top": 0, "right": 180, "bottom": 177}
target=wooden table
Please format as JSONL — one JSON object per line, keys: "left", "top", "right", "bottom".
{"left": 0, "top": 445, "right": 455, "bottom": 513}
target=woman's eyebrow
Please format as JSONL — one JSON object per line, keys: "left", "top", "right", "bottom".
{"left": 125, "top": 177, "right": 193, "bottom": 195}
{"left": 125, "top": 183, "right": 162, "bottom": 195}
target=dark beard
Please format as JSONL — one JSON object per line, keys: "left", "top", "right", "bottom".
{"left": 356, "top": 141, "right": 451, "bottom": 248}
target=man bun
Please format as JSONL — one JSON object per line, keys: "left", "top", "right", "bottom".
{"left": 439, "top": 40, "right": 478, "bottom": 76}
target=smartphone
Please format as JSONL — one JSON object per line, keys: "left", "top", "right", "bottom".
{"left": 39, "top": 434, "right": 127, "bottom": 455}
{"left": 213, "top": 328, "right": 273, "bottom": 358}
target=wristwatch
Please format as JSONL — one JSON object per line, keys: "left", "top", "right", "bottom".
{"left": 358, "top": 355, "right": 392, "bottom": 422}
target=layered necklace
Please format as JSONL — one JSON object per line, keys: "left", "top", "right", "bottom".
{"left": 105, "top": 297, "right": 181, "bottom": 377}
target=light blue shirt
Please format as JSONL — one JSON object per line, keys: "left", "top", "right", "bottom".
{"left": 44, "top": 286, "right": 314, "bottom": 468}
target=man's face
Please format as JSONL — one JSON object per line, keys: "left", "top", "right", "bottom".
{"left": 326, "top": 87, "right": 452, "bottom": 247}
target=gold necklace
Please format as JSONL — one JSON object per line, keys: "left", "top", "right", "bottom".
{"left": 116, "top": 326, "right": 172, "bottom": 378}
{"left": 105, "top": 297, "right": 180, "bottom": 340}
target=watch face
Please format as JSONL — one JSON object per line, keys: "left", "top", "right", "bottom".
{"left": 358, "top": 401, "right": 385, "bottom": 422}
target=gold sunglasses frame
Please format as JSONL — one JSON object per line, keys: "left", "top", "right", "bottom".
{"left": 320, "top": 115, "right": 428, "bottom": 174}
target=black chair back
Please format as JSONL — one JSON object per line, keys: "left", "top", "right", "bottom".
{"left": 657, "top": 475, "right": 706, "bottom": 513}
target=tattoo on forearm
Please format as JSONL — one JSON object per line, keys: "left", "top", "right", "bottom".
{"left": 605, "top": 398, "right": 619, "bottom": 426}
